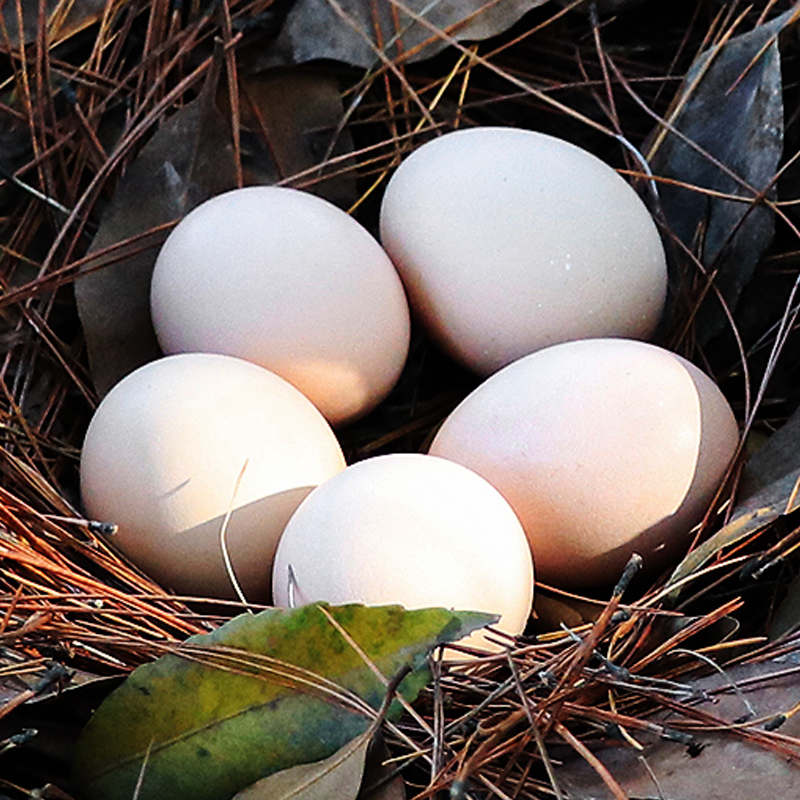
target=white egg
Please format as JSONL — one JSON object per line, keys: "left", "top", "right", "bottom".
{"left": 380, "top": 127, "right": 667, "bottom": 375}
{"left": 429, "top": 339, "right": 739, "bottom": 588}
{"left": 151, "top": 186, "right": 411, "bottom": 427}
{"left": 272, "top": 453, "right": 534, "bottom": 651}
{"left": 80, "top": 353, "right": 346, "bottom": 601}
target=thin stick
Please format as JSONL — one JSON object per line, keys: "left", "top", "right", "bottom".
{"left": 219, "top": 459, "right": 250, "bottom": 609}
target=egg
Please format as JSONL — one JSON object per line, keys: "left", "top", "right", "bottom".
{"left": 428, "top": 339, "right": 739, "bottom": 588}
{"left": 272, "top": 453, "right": 534, "bottom": 651}
{"left": 379, "top": 127, "right": 667, "bottom": 375}
{"left": 150, "top": 186, "right": 411, "bottom": 427}
{"left": 80, "top": 353, "right": 346, "bottom": 601}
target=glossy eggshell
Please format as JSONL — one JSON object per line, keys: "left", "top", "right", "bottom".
{"left": 428, "top": 339, "right": 739, "bottom": 588}
{"left": 272, "top": 453, "right": 534, "bottom": 651}
{"left": 380, "top": 127, "right": 667, "bottom": 375}
{"left": 80, "top": 353, "right": 346, "bottom": 601}
{"left": 151, "top": 186, "right": 411, "bottom": 427}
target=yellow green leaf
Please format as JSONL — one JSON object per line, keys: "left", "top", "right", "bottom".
{"left": 72, "top": 603, "right": 494, "bottom": 800}
{"left": 232, "top": 716, "right": 377, "bottom": 800}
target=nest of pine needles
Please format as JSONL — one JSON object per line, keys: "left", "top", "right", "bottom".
{"left": 2, "top": 0, "right": 800, "bottom": 796}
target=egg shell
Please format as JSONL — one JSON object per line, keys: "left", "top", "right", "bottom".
{"left": 150, "top": 186, "right": 411, "bottom": 427}
{"left": 428, "top": 339, "right": 739, "bottom": 588}
{"left": 379, "top": 127, "right": 667, "bottom": 375}
{"left": 80, "top": 353, "right": 346, "bottom": 601}
{"left": 272, "top": 453, "right": 534, "bottom": 651}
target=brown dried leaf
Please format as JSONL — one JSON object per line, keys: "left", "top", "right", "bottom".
{"left": 73, "top": 62, "right": 238, "bottom": 396}
{"left": 75, "top": 64, "right": 356, "bottom": 397}
{"left": 556, "top": 658, "right": 800, "bottom": 798}
{"left": 666, "top": 403, "right": 800, "bottom": 601}
{"left": 0, "top": 0, "right": 107, "bottom": 47}
{"left": 650, "top": 9, "right": 792, "bottom": 343}
{"left": 233, "top": 66, "right": 357, "bottom": 206}
{"left": 251, "top": 0, "right": 550, "bottom": 69}
{"left": 770, "top": 572, "right": 800, "bottom": 640}
{"left": 556, "top": 0, "right": 653, "bottom": 14}
{"left": 740, "top": 404, "right": 800, "bottom": 501}
{"left": 665, "top": 485, "right": 799, "bottom": 603}
{"left": 357, "top": 733, "right": 406, "bottom": 800}
{"left": 746, "top": 406, "right": 800, "bottom": 640}
{"left": 530, "top": 588, "right": 605, "bottom": 633}
{"left": 0, "top": 669, "right": 122, "bottom": 789}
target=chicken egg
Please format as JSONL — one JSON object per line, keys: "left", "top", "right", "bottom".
{"left": 272, "top": 453, "right": 534, "bottom": 651}
{"left": 151, "top": 186, "right": 411, "bottom": 427}
{"left": 429, "top": 339, "right": 739, "bottom": 588}
{"left": 80, "top": 353, "right": 346, "bottom": 601}
{"left": 380, "top": 127, "right": 667, "bottom": 375}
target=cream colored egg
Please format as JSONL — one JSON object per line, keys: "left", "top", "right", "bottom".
{"left": 80, "top": 353, "right": 346, "bottom": 602}
{"left": 380, "top": 127, "right": 667, "bottom": 375}
{"left": 272, "top": 453, "right": 534, "bottom": 651}
{"left": 151, "top": 186, "right": 411, "bottom": 427}
{"left": 429, "top": 339, "right": 739, "bottom": 588}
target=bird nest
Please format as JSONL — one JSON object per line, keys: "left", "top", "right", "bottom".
{"left": 2, "top": 1, "right": 800, "bottom": 797}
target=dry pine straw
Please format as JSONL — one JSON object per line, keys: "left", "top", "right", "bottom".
{"left": 1, "top": 0, "right": 800, "bottom": 796}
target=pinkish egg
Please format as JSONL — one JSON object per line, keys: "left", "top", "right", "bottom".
{"left": 429, "top": 339, "right": 739, "bottom": 588}
{"left": 380, "top": 127, "right": 667, "bottom": 375}
{"left": 80, "top": 353, "right": 346, "bottom": 601}
{"left": 151, "top": 186, "right": 410, "bottom": 427}
{"left": 272, "top": 453, "right": 534, "bottom": 651}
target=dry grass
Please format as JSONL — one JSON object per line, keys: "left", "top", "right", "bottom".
{"left": 1, "top": 0, "right": 800, "bottom": 796}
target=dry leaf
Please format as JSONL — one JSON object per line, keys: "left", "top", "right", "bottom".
{"left": 650, "top": 9, "right": 791, "bottom": 343}
{"left": 740, "top": 403, "right": 800, "bottom": 500}
{"left": 530, "top": 587, "right": 606, "bottom": 632}
{"left": 75, "top": 64, "right": 356, "bottom": 397}
{"left": 665, "top": 489, "right": 799, "bottom": 603}
{"left": 234, "top": 66, "right": 357, "bottom": 206}
{"left": 770, "top": 572, "right": 800, "bottom": 640}
{"left": 556, "top": 657, "right": 800, "bottom": 798}
{"left": 357, "top": 733, "right": 406, "bottom": 800}
{"left": 556, "top": 0, "right": 653, "bottom": 14}
{"left": 666, "top": 401, "right": 800, "bottom": 601}
{"left": 250, "top": 0, "right": 550, "bottom": 69}
{"left": 74, "top": 59, "right": 238, "bottom": 396}
{"left": 0, "top": 0, "right": 108, "bottom": 46}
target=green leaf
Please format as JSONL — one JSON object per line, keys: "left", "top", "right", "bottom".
{"left": 232, "top": 716, "right": 377, "bottom": 800}
{"left": 72, "top": 603, "right": 493, "bottom": 800}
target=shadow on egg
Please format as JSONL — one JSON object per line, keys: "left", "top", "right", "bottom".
{"left": 428, "top": 339, "right": 740, "bottom": 593}
{"left": 533, "top": 363, "right": 738, "bottom": 591}
{"left": 115, "top": 485, "right": 316, "bottom": 604}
